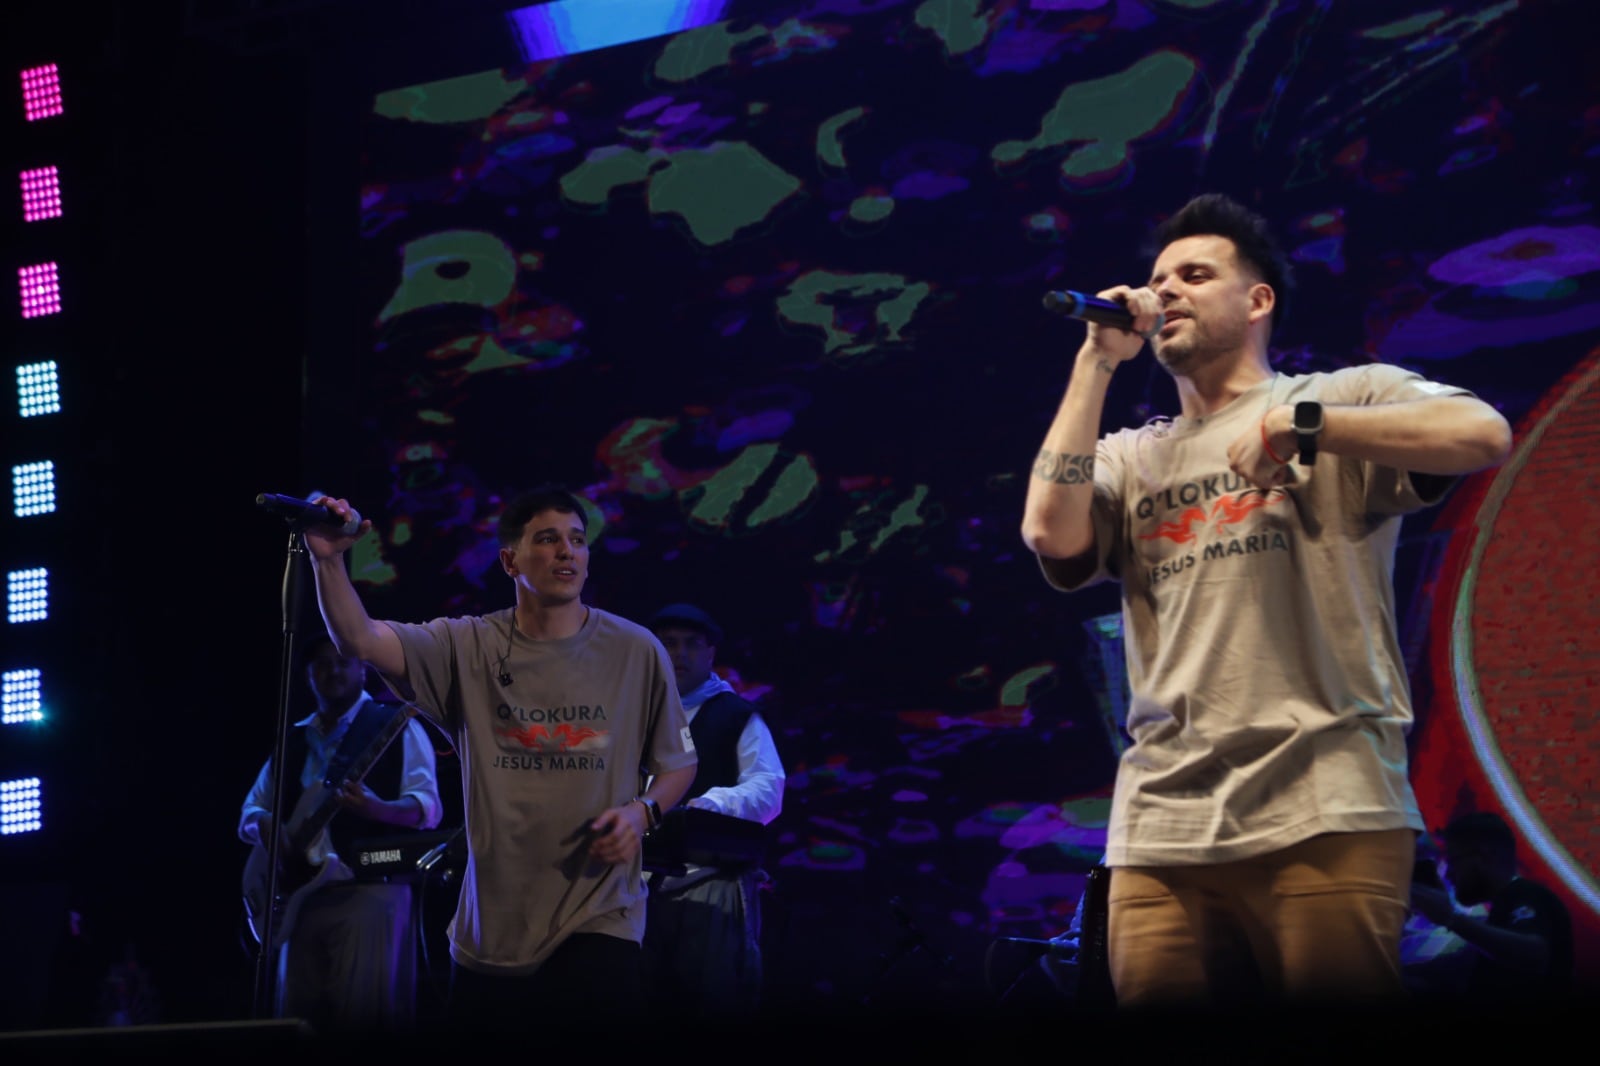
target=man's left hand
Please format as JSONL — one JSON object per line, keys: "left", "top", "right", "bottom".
{"left": 1227, "top": 403, "right": 1296, "bottom": 491}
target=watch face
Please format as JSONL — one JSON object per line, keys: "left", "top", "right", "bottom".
{"left": 1294, "top": 401, "right": 1323, "bottom": 433}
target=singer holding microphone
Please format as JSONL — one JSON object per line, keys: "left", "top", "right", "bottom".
{"left": 1021, "top": 194, "right": 1512, "bottom": 1010}
{"left": 298, "top": 483, "right": 698, "bottom": 1035}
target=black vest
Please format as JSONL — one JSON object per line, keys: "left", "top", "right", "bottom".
{"left": 685, "top": 690, "right": 756, "bottom": 799}
{"left": 277, "top": 701, "right": 411, "bottom": 861}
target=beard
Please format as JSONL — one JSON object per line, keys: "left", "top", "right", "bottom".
{"left": 1151, "top": 314, "right": 1248, "bottom": 377}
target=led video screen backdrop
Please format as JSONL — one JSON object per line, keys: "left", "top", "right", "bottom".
{"left": 324, "top": 0, "right": 1599, "bottom": 1001}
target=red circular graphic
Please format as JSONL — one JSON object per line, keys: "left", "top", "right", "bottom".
{"left": 1416, "top": 345, "right": 1600, "bottom": 979}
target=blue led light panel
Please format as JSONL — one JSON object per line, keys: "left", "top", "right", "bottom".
{"left": 0, "top": 778, "right": 43, "bottom": 835}
{"left": 16, "top": 361, "right": 60, "bottom": 417}
{"left": 6, "top": 568, "right": 48, "bottom": 623}
{"left": 2, "top": 669, "right": 42, "bottom": 724}
{"left": 11, "top": 461, "right": 56, "bottom": 517}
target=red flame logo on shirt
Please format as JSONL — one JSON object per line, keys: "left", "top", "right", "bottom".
{"left": 1138, "top": 490, "right": 1283, "bottom": 545}
{"left": 499, "top": 722, "right": 604, "bottom": 751}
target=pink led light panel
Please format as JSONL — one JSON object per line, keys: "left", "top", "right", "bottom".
{"left": 18, "top": 264, "right": 61, "bottom": 319}
{"left": 20, "top": 65, "right": 63, "bottom": 121}
{"left": 20, "top": 167, "right": 62, "bottom": 222}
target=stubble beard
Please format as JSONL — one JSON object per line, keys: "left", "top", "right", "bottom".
{"left": 1152, "top": 318, "right": 1244, "bottom": 380}
{"left": 1152, "top": 332, "right": 1205, "bottom": 378}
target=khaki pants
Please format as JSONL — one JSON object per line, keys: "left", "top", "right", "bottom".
{"left": 1107, "top": 829, "right": 1414, "bottom": 1007}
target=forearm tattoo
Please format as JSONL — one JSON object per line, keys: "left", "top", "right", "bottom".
{"left": 1033, "top": 449, "right": 1094, "bottom": 485}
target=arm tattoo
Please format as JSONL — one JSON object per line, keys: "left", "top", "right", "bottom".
{"left": 1033, "top": 449, "right": 1094, "bottom": 485}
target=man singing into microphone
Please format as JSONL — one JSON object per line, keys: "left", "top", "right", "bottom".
{"left": 301, "top": 483, "right": 698, "bottom": 1032}
{"left": 1021, "top": 194, "right": 1512, "bottom": 1008}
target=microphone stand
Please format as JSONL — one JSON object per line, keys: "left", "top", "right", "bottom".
{"left": 251, "top": 526, "right": 315, "bottom": 1020}
{"left": 860, "top": 896, "right": 953, "bottom": 1005}
{"left": 415, "top": 824, "right": 465, "bottom": 1017}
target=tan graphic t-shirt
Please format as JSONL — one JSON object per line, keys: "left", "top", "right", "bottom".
{"left": 1043, "top": 365, "right": 1469, "bottom": 866}
{"left": 387, "top": 606, "right": 697, "bottom": 973}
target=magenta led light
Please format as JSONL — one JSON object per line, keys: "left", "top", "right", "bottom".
{"left": 19, "top": 65, "right": 63, "bottom": 122}
{"left": 18, "top": 263, "right": 61, "bottom": 319}
{"left": 20, "top": 167, "right": 62, "bottom": 222}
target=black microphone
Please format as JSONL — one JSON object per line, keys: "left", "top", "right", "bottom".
{"left": 1042, "top": 290, "right": 1163, "bottom": 334}
{"left": 255, "top": 492, "right": 363, "bottom": 536}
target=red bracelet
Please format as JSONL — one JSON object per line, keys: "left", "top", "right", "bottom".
{"left": 1260, "top": 418, "right": 1292, "bottom": 465}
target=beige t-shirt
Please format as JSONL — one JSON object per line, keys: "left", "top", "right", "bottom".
{"left": 387, "top": 606, "right": 698, "bottom": 973}
{"left": 1042, "top": 365, "right": 1467, "bottom": 866}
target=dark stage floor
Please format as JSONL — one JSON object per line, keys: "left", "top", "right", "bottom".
{"left": 2, "top": 999, "right": 1596, "bottom": 1064}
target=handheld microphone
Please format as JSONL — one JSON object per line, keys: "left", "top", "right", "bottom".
{"left": 255, "top": 492, "right": 364, "bottom": 536}
{"left": 1042, "top": 290, "right": 1163, "bottom": 335}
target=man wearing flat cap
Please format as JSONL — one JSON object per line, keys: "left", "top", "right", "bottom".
{"left": 641, "top": 602, "right": 785, "bottom": 1019}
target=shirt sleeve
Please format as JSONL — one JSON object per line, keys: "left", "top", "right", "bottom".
{"left": 1328, "top": 363, "right": 1475, "bottom": 514}
{"left": 383, "top": 618, "right": 462, "bottom": 731}
{"left": 644, "top": 639, "right": 699, "bottom": 776}
{"left": 397, "top": 718, "right": 444, "bottom": 830}
{"left": 238, "top": 758, "right": 275, "bottom": 845}
{"left": 238, "top": 752, "right": 336, "bottom": 864}
{"left": 689, "top": 712, "right": 785, "bottom": 825}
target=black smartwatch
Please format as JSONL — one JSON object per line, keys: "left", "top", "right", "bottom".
{"left": 634, "top": 795, "right": 662, "bottom": 833}
{"left": 1293, "top": 401, "right": 1324, "bottom": 466}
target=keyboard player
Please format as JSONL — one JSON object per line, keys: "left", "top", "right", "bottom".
{"left": 642, "top": 604, "right": 786, "bottom": 1021}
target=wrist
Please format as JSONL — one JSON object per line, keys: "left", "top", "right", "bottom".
{"left": 633, "top": 795, "right": 662, "bottom": 834}
{"left": 1074, "top": 343, "right": 1126, "bottom": 379}
{"left": 1260, "top": 415, "right": 1292, "bottom": 466}
{"left": 1269, "top": 403, "right": 1298, "bottom": 443}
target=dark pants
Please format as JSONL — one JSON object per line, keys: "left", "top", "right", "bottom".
{"left": 441, "top": 933, "right": 641, "bottom": 1031}
{"left": 642, "top": 870, "right": 764, "bottom": 1019}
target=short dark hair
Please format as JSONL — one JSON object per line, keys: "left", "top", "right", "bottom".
{"left": 1151, "top": 193, "right": 1293, "bottom": 331}
{"left": 497, "top": 484, "right": 587, "bottom": 547}
{"left": 1441, "top": 810, "right": 1517, "bottom": 861}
